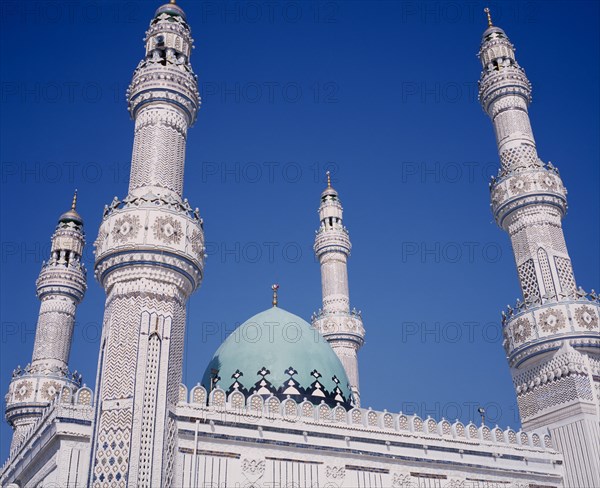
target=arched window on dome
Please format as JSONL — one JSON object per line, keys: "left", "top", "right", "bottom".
{"left": 367, "top": 410, "right": 378, "bottom": 427}
{"left": 190, "top": 385, "right": 207, "bottom": 405}
{"left": 318, "top": 403, "right": 331, "bottom": 422}
{"left": 301, "top": 401, "right": 315, "bottom": 419}
{"left": 178, "top": 384, "right": 187, "bottom": 403}
{"left": 282, "top": 398, "right": 299, "bottom": 421}
{"left": 453, "top": 421, "right": 466, "bottom": 438}
{"left": 333, "top": 405, "right": 347, "bottom": 423}
{"left": 350, "top": 408, "right": 363, "bottom": 425}
{"left": 248, "top": 394, "right": 264, "bottom": 415}
{"left": 228, "top": 391, "right": 245, "bottom": 410}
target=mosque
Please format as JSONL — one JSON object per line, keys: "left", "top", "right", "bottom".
{"left": 1, "top": 2, "right": 598, "bottom": 487}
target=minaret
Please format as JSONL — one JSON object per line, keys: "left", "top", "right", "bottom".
{"left": 5, "top": 192, "right": 86, "bottom": 452}
{"left": 478, "top": 9, "right": 600, "bottom": 488}
{"left": 312, "top": 172, "right": 365, "bottom": 406}
{"left": 90, "top": 2, "right": 204, "bottom": 487}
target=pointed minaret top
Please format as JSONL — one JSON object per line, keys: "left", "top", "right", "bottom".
{"left": 321, "top": 171, "right": 338, "bottom": 200}
{"left": 71, "top": 189, "right": 78, "bottom": 210}
{"left": 484, "top": 7, "right": 493, "bottom": 27}
{"left": 272, "top": 284, "right": 280, "bottom": 307}
{"left": 59, "top": 189, "right": 83, "bottom": 225}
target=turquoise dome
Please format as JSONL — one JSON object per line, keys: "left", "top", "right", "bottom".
{"left": 201, "top": 307, "right": 353, "bottom": 406}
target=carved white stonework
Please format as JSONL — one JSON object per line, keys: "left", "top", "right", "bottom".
{"left": 312, "top": 181, "right": 365, "bottom": 406}
{"left": 480, "top": 21, "right": 600, "bottom": 488}
{"left": 326, "top": 465, "right": 345, "bottom": 479}
{"left": 241, "top": 458, "right": 265, "bottom": 482}
{"left": 89, "top": 4, "right": 203, "bottom": 488}
{"left": 3, "top": 7, "right": 598, "bottom": 488}
{"left": 5, "top": 202, "right": 86, "bottom": 451}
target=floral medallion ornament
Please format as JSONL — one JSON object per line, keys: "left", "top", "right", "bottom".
{"left": 512, "top": 317, "right": 532, "bottom": 343}
{"left": 14, "top": 380, "right": 33, "bottom": 401}
{"left": 326, "top": 466, "right": 345, "bottom": 479}
{"left": 153, "top": 216, "right": 182, "bottom": 245}
{"left": 95, "top": 228, "right": 109, "bottom": 249}
{"left": 539, "top": 174, "right": 555, "bottom": 189}
{"left": 538, "top": 309, "right": 566, "bottom": 334}
{"left": 491, "top": 185, "right": 508, "bottom": 207}
{"left": 40, "top": 380, "right": 62, "bottom": 401}
{"left": 112, "top": 215, "right": 141, "bottom": 243}
{"left": 575, "top": 306, "right": 598, "bottom": 331}
{"left": 509, "top": 177, "right": 531, "bottom": 195}
{"left": 447, "top": 480, "right": 467, "bottom": 488}
{"left": 241, "top": 458, "right": 265, "bottom": 482}
{"left": 189, "top": 229, "right": 203, "bottom": 255}
{"left": 392, "top": 473, "right": 412, "bottom": 487}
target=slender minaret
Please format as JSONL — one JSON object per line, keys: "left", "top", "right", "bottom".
{"left": 5, "top": 192, "right": 86, "bottom": 452}
{"left": 90, "top": 2, "right": 204, "bottom": 487}
{"left": 312, "top": 172, "right": 365, "bottom": 406}
{"left": 478, "top": 9, "right": 600, "bottom": 488}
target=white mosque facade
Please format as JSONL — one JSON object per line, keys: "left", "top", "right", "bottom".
{"left": 2, "top": 3, "right": 599, "bottom": 488}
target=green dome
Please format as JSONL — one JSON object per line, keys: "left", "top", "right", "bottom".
{"left": 201, "top": 307, "right": 353, "bottom": 406}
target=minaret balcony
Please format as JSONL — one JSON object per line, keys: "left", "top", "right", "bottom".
{"left": 314, "top": 229, "right": 350, "bottom": 256}
{"left": 478, "top": 67, "right": 531, "bottom": 111}
{"left": 312, "top": 309, "right": 365, "bottom": 347}
{"left": 502, "top": 293, "right": 600, "bottom": 368}
{"left": 35, "top": 265, "right": 87, "bottom": 302}
{"left": 128, "top": 63, "right": 199, "bottom": 124}
{"left": 5, "top": 365, "right": 82, "bottom": 427}
{"left": 490, "top": 167, "right": 567, "bottom": 227}
{"left": 94, "top": 196, "right": 205, "bottom": 293}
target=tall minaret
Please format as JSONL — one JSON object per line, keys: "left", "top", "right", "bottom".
{"left": 478, "top": 9, "right": 600, "bottom": 488}
{"left": 5, "top": 193, "right": 86, "bottom": 452}
{"left": 312, "top": 172, "right": 365, "bottom": 406}
{"left": 90, "top": 2, "right": 204, "bottom": 487}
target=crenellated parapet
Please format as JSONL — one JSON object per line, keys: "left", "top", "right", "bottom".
{"left": 1, "top": 385, "right": 94, "bottom": 485}
{"left": 178, "top": 383, "right": 558, "bottom": 453}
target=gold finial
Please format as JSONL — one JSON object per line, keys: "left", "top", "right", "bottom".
{"left": 326, "top": 171, "right": 331, "bottom": 188}
{"left": 170, "top": 0, "right": 176, "bottom": 4}
{"left": 71, "top": 189, "right": 78, "bottom": 210}
{"left": 271, "top": 284, "right": 280, "bottom": 307}
{"left": 484, "top": 7, "right": 493, "bottom": 27}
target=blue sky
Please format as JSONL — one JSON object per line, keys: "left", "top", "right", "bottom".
{"left": 1, "top": 0, "right": 598, "bottom": 459}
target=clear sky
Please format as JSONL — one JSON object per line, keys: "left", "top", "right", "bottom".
{"left": 1, "top": 0, "right": 598, "bottom": 459}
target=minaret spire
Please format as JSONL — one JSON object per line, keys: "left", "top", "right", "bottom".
{"left": 5, "top": 194, "right": 87, "bottom": 452}
{"left": 312, "top": 173, "right": 365, "bottom": 406}
{"left": 272, "top": 283, "right": 279, "bottom": 307}
{"left": 90, "top": 3, "right": 205, "bottom": 486}
{"left": 479, "top": 18, "right": 600, "bottom": 488}
{"left": 484, "top": 7, "right": 493, "bottom": 27}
